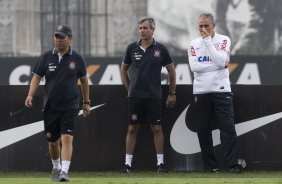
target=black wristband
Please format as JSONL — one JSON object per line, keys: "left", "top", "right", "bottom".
{"left": 83, "top": 100, "right": 91, "bottom": 105}
{"left": 169, "top": 91, "right": 176, "bottom": 96}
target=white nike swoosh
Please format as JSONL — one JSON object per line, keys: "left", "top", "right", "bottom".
{"left": 0, "top": 104, "right": 105, "bottom": 149}
{"left": 170, "top": 104, "right": 282, "bottom": 155}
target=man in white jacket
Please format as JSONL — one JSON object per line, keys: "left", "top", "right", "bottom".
{"left": 188, "top": 13, "right": 244, "bottom": 173}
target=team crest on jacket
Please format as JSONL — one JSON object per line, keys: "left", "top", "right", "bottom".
{"left": 154, "top": 50, "right": 161, "bottom": 58}
{"left": 68, "top": 61, "right": 76, "bottom": 70}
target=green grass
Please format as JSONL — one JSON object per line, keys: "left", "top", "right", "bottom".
{"left": 0, "top": 171, "right": 282, "bottom": 184}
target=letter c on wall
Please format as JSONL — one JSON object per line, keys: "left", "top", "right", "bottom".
{"left": 9, "top": 65, "right": 31, "bottom": 85}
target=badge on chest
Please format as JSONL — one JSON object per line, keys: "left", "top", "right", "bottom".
{"left": 68, "top": 61, "right": 76, "bottom": 70}
{"left": 134, "top": 53, "right": 142, "bottom": 61}
{"left": 48, "top": 63, "right": 57, "bottom": 72}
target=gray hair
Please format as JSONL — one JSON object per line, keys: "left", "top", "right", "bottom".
{"left": 138, "top": 17, "right": 155, "bottom": 29}
{"left": 199, "top": 13, "right": 215, "bottom": 25}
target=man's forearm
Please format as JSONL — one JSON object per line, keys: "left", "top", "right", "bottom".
{"left": 167, "top": 64, "right": 176, "bottom": 93}
{"left": 169, "top": 75, "right": 176, "bottom": 94}
{"left": 80, "top": 77, "right": 90, "bottom": 101}
{"left": 120, "top": 64, "right": 130, "bottom": 90}
{"left": 28, "top": 75, "right": 41, "bottom": 97}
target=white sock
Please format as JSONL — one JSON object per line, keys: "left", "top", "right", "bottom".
{"left": 157, "top": 154, "right": 164, "bottom": 166}
{"left": 61, "top": 160, "right": 71, "bottom": 173}
{"left": 52, "top": 158, "right": 61, "bottom": 170}
{"left": 125, "top": 154, "right": 133, "bottom": 167}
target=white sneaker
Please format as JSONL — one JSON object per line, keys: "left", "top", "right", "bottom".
{"left": 51, "top": 168, "right": 61, "bottom": 182}
{"left": 238, "top": 158, "right": 247, "bottom": 169}
{"left": 59, "top": 171, "right": 70, "bottom": 182}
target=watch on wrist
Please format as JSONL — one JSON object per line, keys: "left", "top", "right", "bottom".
{"left": 83, "top": 100, "right": 91, "bottom": 105}
{"left": 169, "top": 91, "right": 176, "bottom": 96}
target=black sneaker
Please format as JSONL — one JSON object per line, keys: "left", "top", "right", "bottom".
{"left": 209, "top": 168, "right": 219, "bottom": 173}
{"left": 230, "top": 164, "right": 243, "bottom": 174}
{"left": 120, "top": 164, "right": 132, "bottom": 173}
{"left": 157, "top": 163, "right": 168, "bottom": 173}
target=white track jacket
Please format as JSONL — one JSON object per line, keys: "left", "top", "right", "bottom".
{"left": 188, "top": 33, "right": 231, "bottom": 94}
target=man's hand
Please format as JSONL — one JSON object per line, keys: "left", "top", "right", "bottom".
{"left": 166, "top": 95, "right": 176, "bottom": 108}
{"left": 225, "top": 61, "right": 229, "bottom": 68}
{"left": 25, "top": 95, "right": 33, "bottom": 107}
{"left": 82, "top": 104, "right": 90, "bottom": 117}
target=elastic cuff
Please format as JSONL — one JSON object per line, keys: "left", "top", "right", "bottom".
{"left": 203, "top": 36, "right": 212, "bottom": 46}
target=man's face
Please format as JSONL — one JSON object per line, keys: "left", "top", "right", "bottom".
{"left": 53, "top": 34, "right": 72, "bottom": 52}
{"left": 198, "top": 17, "right": 215, "bottom": 36}
{"left": 138, "top": 20, "right": 154, "bottom": 40}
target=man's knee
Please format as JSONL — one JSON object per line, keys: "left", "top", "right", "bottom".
{"left": 127, "top": 125, "right": 139, "bottom": 136}
{"left": 61, "top": 134, "right": 73, "bottom": 144}
{"left": 151, "top": 125, "right": 163, "bottom": 135}
{"left": 49, "top": 139, "right": 60, "bottom": 147}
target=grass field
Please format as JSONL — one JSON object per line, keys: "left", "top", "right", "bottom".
{"left": 1, "top": 171, "right": 282, "bottom": 184}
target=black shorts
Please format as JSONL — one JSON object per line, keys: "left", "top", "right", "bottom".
{"left": 128, "top": 97, "right": 162, "bottom": 125}
{"left": 43, "top": 109, "right": 79, "bottom": 142}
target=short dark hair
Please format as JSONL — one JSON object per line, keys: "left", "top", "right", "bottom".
{"left": 138, "top": 17, "right": 155, "bottom": 29}
{"left": 199, "top": 13, "right": 215, "bottom": 25}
